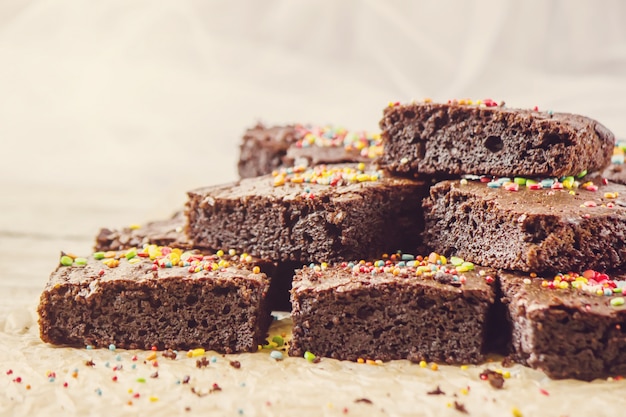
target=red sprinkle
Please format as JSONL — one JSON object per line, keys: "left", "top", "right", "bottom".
{"left": 539, "top": 388, "right": 550, "bottom": 396}
{"left": 14, "top": 377, "right": 22, "bottom": 383}
{"left": 98, "top": 269, "right": 105, "bottom": 276}
{"left": 112, "top": 376, "right": 118, "bottom": 382}
{"left": 6, "top": 370, "right": 13, "bottom": 375}
{"left": 151, "top": 346, "right": 158, "bottom": 351}
{"left": 63, "top": 382, "right": 69, "bottom": 388}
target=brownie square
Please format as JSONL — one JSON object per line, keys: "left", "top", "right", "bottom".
{"left": 238, "top": 123, "right": 382, "bottom": 178}
{"left": 602, "top": 142, "right": 626, "bottom": 185}
{"left": 289, "top": 253, "right": 496, "bottom": 364}
{"left": 500, "top": 270, "right": 626, "bottom": 380}
{"left": 186, "top": 164, "right": 428, "bottom": 264}
{"left": 423, "top": 178, "right": 626, "bottom": 273}
{"left": 379, "top": 100, "right": 614, "bottom": 178}
{"left": 38, "top": 247, "right": 271, "bottom": 353}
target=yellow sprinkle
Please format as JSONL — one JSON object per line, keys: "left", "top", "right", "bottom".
{"left": 252, "top": 266, "right": 261, "bottom": 274}
{"left": 512, "top": 407, "right": 523, "bottom": 417}
{"left": 604, "top": 192, "right": 618, "bottom": 199}
{"left": 188, "top": 348, "right": 205, "bottom": 358}
{"left": 447, "top": 403, "right": 452, "bottom": 408}
{"left": 424, "top": 98, "right": 432, "bottom": 103}
{"left": 228, "top": 249, "right": 236, "bottom": 256}
{"left": 503, "top": 371, "right": 511, "bottom": 379}
{"left": 216, "top": 250, "right": 224, "bottom": 257}
{"left": 327, "top": 402, "right": 334, "bottom": 409}
{"left": 357, "top": 162, "right": 366, "bottom": 171}
{"left": 129, "top": 224, "right": 141, "bottom": 230}
{"left": 146, "top": 352, "right": 157, "bottom": 361}
{"left": 559, "top": 281, "right": 569, "bottom": 289}
{"left": 375, "top": 359, "right": 383, "bottom": 365}
{"left": 419, "top": 360, "right": 427, "bottom": 368}
{"left": 257, "top": 345, "right": 262, "bottom": 351}
{"left": 460, "top": 388, "right": 469, "bottom": 395}
{"left": 128, "top": 258, "right": 141, "bottom": 265}
{"left": 366, "top": 359, "right": 376, "bottom": 365}
{"left": 149, "top": 396, "right": 159, "bottom": 402}
{"left": 128, "top": 388, "right": 133, "bottom": 394}
{"left": 460, "top": 365, "right": 469, "bottom": 370}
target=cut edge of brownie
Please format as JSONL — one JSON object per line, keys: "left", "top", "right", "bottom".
{"left": 289, "top": 254, "right": 496, "bottom": 364}
{"left": 38, "top": 249, "right": 272, "bottom": 353}
{"left": 379, "top": 101, "right": 615, "bottom": 179}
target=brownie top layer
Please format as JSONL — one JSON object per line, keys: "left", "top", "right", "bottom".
{"left": 47, "top": 246, "right": 267, "bottom": 289}
{"left": 190, "top": 164, "right": 422, "bottom": 202}
{"left": 430, "top": 176, "right": 626, "bottom": 217}
{"left": 292, "top": 253, "right": 495, "bottom": 302}
{"left": 500, "top": 270, "right": 626, "bottom": 317}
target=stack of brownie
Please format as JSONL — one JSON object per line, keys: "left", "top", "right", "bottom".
{"left": 38, "top": 102, "right": 626, "bottom": 381}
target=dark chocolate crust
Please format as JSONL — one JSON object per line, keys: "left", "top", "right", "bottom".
{"left": 423, "top": 179, "right": 626, "bottom": 273}
{"left": 95, "top": 211, "right": 190, "bottom": 252}
{"left": 379, "top": 101, "right": 615, "bottom": 178}
{"left": 38, "top": 252, "right": 271, "bottom": 352}
{"left": 186, "top": 165, "right": 427, "bottom": 264}
{"left": 289, "top": 261, "right": 496, "bottom": 363}
{"left": 500, "top": 272, "right": 626, "bottom": 380}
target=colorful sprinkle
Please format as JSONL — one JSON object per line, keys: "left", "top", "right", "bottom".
{"left": 270, "top": 351, "right": 284, "bottom": 361}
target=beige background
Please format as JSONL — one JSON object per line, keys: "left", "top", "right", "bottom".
{"left": 1, "top": 1, "right": 626, "bottom": 415}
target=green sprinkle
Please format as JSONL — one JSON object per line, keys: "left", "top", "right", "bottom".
{"left": 60, "top": 255, "right": 74, "bottom": 266}
{"left": 514, "top": 177, "right": 527, "bottom": 185}
{"left": 125, "top": 249, "right": 137, "bottom": 260}
{"left": 137, "top": 377, "right": 146, "bottom": 383}
{"left": 457, "top": 262, "right": 475, "bottom": 272}
{"left": 449, "top": 256, "right": 463, "bottom": 267}
{"left": 74, "top": 257, "right": 88, "bottom": 266}
{"left": 610, "top": 297, "right": 625, "bottom": 307}
{"left": 304, "top": 351, "right": 316, "bottom": 362}
{"left": 576, "top": 170, "right": 588, "bottom": 179}
{"left": 93, "top": 252, "right": 105, "bottom": 260}
{"left": 271, "top": 335, "right": 284, "bottom": 347}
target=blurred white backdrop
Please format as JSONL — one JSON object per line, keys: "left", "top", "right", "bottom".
{"left": 0, "top": 0, "right": 625, "bottom": 236}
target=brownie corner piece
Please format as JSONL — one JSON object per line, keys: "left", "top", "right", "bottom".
{"left": 238, "top": 123, "right": 300, "bottom": 179}
{"left": 379, "top": 100, "right": 615, "bottom": 178}
{"left": 289, "top": 253, "right": 496, "bottom": 364}
{"left": 38, "top": 248, "right": 271, "bottom": 353}
{"left": 499, "top": 270, "right": 626, "bottom": 380}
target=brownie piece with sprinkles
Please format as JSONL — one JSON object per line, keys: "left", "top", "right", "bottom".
{"left": 289, "top": 253, "right": 496, "bottom": 363}
{"left": 95, "top": 211, "right": 191, "bottom": 252}
{"left": 186, "top": 163, "right": 428, "bottom": 264}
{"left": 238, "top": 123, "right": 382, "bottom": 178}
{"left": 38, "top": 246, "right": 272, "bottom": 353}
{"left": 379, "top": 99, "right": 615, "bottom": 179}
{"left": 500, "top": 270, "right": 626, "bottom": 380}
{"left": 423, "top": 177, "right": 626, "bottom": 273}
{"left": 602, "top": 142, "right": 626, "bottom": 185}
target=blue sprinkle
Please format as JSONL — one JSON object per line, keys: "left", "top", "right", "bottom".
{"left": 210, "top": 356, "right": 218, "bottom": 363}
{"left": 487, "top": 181, "right": 501, "bottom": 188}
{"left": 238, "top": 409, "right": 244, "bottom": 415}
{"left": 86, "top": 345, "right": 94, "bottom": 350}
{"left": 108, "top": 344, "right": 116, "bottom": 351}
{"left": 270, "top": 350, "right": 284, "bottom": 361}
{"left": 604, "top": 288, "right": 613, "bottom": 296}
{"left": 406, "top": 261, "right": 416, "bottom": 267}
{"left": 547, "top": 110, "right": 554, "bottom": 115}
{"left": 401, "top": 254, "right": 414, "bottom": 261}
{"left": 240, "top": 382, "right": 246, "bottom": 387}
{"left": 541, "top": 178, "right": 555, "bottom": 188}
{"left": 347, "top": 262, "right": 354, "bottom": 268}
{"left": 496, "top": 177, "right": 511, "bottom": 184}
{"left": 95, "top": 388, "right": 102, "bottom": 396}
{"left": 309, "top": 263, "right": 315, "bottom": 268}
{"left": 176, "top": 380, "right": 181, "bottom": 385}
{"left": 116, "top": 355, "right": 122, "bottom": 361}
{"left": 397, "top": 261, "right": 405, "bottom": 267}
{"left": 104, "top": 362, "right": 110, "bottom": 368}
{"left": 612, "top": 154, "right": 625, "bottom": 165}
{"left": 49, "top": 377, "right": 55, "bottom": 383}
{"left": 131, "top": 364, "right": 137, "bottom": 370}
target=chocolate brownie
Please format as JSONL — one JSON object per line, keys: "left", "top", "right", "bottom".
{"left": 602, "top": 142, "right": 626, "bottom": 185}
{"left": 379, "top": 100, "right": 615, "bottom": 178}
{"left": 95, "top": 211, "right": 190, "bottom": 252}
{"left": 289, "top": 253, "right": 496, "bottom": 363}
{"left": 500, "top": 270, "right": 626, "bottom": 380}
{"left": 38, "top": 247, "right": 272, "bottom": 352}
{"left": 238, "top": 123, "right": 382, "bottom": 178}
{"left": 186, "top": 164, "right": 428, "bottom": 264}
{"left": 423, "top": 177, "right": 626, "bottom": 273}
